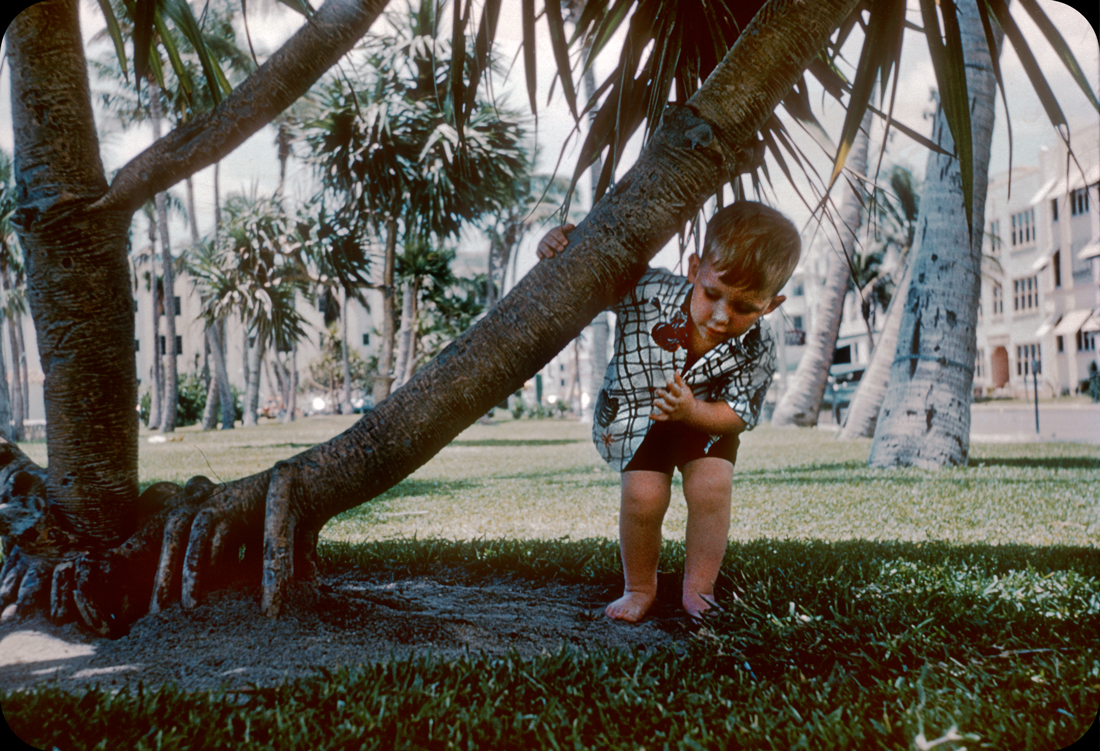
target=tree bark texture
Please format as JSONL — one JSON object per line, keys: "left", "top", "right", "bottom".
{"left": 8, "top": 0, "right": 139, "bottom": 545}
{"left": 1, "top": 0, "right": 861, "bottom": 631}
{"left": 771, "top": 109, "right": 872, "bottom": 427}
{"left": 868, "top": 0, "right": 1000, "bottom": 468}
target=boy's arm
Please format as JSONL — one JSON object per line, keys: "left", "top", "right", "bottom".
{"left": 651, "top": 373, "right": 747, "bottom": 436}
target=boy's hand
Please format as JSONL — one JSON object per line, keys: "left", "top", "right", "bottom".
{"left": 650, "top": 372, "right": 696, "bottom": 423}
{"left": 536, "top": 224, "right": 575, "bottom": 261}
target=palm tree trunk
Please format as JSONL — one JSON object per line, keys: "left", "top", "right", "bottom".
{"left": 289, "top": 345, "right": 299, "bottom": 420}
{"left": 393, "top": 281, "right": 415, "bottom": 389}
{"left": 15, "top": 315, "right": 29, "bottom": 422}
{"left": 0, "top": 316, "right": 12, "bottom": 441}
{"left": 149, "top": 80, "right": 178, "bottom": 433}
{"left": 149, "top": 270, "right": 163, "bottom": 431}
{"left": 340, "top": 286, "right": 353, "bottom": 412}
{"left": 7, "top": 317, "right": 25, "bottom": 442}
{"left": 372, "top": 218, "right": 398, "bottom": 403}
{"left": 243, "top": 330, "right": 264, "bottom": 426}
{"left": 772, "top": 109, "right": 873, "bottom": 426}
{"left": 868, "top": 0, "right": 1000, "bottom": 468}
{"left": 836, "top": 262, "right": 912, "bottom": 439}
{"left": 6, "top": 0, "right": 140, "bottom": 544}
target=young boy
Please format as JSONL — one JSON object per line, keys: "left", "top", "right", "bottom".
{"left": 537, "top": 201, "right": 801, "bottom": 622}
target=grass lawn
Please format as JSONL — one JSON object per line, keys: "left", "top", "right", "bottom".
{"left": 5, "top": 414, "right": 1099, "bottom": 749}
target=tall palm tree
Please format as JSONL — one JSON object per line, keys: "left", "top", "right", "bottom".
{"left": 836, "top": 164, "right": 921, "bottom": 440}
{"left": 2, "top": 0, "right": 1093, "bottom": 633}
{"left": 868, "top": 0, "right": 1002, "bottom": 468}
{"left": 772, "top": 109, "right": 874, "bottom": 427}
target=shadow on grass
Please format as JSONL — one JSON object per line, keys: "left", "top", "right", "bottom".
{"left": 968, "top": 456, "right": 1100, "bottom": 470}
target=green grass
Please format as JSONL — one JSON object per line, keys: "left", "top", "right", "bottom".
{"left": 5, "top": 415, "right": 1099, "bottom": 749}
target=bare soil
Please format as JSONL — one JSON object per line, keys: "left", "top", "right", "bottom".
{"left": 0, "top": 574, "right": 686, "bottom": 695}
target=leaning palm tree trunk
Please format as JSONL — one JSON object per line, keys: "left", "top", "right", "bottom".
{"left": 868, "top": 0, "right": 1000, "bottom": 468}
{"left": 771, "top": 109, "right": 872, "bottom": 427}
{"left": 836, "top": 261, "right": 913, "bottom": 439}
{"left": 149, "top": 79, "right": 178, "bottom": 433}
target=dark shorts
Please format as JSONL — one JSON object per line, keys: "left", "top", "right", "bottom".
{"left": 623, "top": 420, "right": 740, "bottom": 475}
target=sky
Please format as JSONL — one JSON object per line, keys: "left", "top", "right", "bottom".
{"left": 0, "top": 0, "right": 1096, "bottom": 282}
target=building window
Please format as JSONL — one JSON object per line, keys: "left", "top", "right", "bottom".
{"left": 1015, "top": 343, "right": 1041, "bottom": 376}
{"left": 991, "top": 282, "right": 1003, "bottom": 316}
{"left": 792, "top": 282, "right": 805, "bottom": 297}
{"left": 362, "top": 333, "right": 370, "bottom": 346}
{"left": 1071, "top": 187, "right": 1090, "bottom": 216}
{"left": 1056, "top": 335, "right": 1064, "bottom": 352}
{"left": 988, "top": 220, "right": 1001, "bottom": 253}
{"left": 975, "top": 349, "right": 984, "bottom": 379}
{"left": 135, "top": 339, "right": 140, "bottom": 351}
{"left": 1011, "top": 208, "right": 1035, "bottom": 246}
{"left": 1078, "top": 330, "right": 1097, "bottom": 352}
{"left": 159, "top": 336, "right": 182, "bottom": 356}
{"left": 1051, "top": 197, "right": 1059, "bottom": 222}
{"left": 1012, "top": 276, "right": 1038, "bottom": 312}
{"left": 1052, "top": 251, "right": 1061, "bottom": 288}
{"left": 173, "top": 296, "right": 181, "bottom": 316}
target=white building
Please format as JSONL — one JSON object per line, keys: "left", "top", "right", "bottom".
{"left": 976, "top": 131, "right": 1100, "bottom": 398}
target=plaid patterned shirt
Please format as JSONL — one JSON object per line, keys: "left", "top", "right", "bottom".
{"left": 593, "top": 267, "right": 776, "bottom": 470}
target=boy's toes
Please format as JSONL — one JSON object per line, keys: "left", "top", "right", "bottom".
{"left": 605, "top": 591, "right": 656, "bottom": 623}
{"left": 682, "top": 591, "right": 721, "bottom": 620}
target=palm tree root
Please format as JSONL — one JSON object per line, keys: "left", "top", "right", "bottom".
{"left": 0, "top": 441, "right": 321, "bottom": 638}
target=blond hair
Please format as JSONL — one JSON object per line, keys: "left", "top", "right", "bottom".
{"left": 700, "top": 201, "right": 801, "bottom": 296}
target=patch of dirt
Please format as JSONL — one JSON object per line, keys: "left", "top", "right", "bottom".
{"left": 0, "top": 575, "right": 688, "bottom": 695}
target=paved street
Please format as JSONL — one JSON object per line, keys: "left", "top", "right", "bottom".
{"left": 970, "top": 401, "right": 1100, "bottom": 445}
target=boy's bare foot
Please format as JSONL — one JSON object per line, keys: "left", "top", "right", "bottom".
{"left": 682, "top": 590, "right": 718, "bottom": 620}
{"left": 605, "top": 590, "right": 656, "bottom": 622}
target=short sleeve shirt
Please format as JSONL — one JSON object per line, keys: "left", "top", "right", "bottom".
{"left": 592, "top": 267, "right": 776, "bottom": 470}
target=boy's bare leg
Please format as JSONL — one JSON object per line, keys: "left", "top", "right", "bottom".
{"left": 607, "top": 470, "right": 671, "bottom": 622}
{"left": 681, "top": 457, "right": 734, "bottom": 618}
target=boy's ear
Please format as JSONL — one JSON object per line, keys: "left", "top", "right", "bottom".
{"left": 764, "top": 295, "right": 786, "bottom": 315}
{"left": 687, "top": 253, "right": 701, "bottom": 283}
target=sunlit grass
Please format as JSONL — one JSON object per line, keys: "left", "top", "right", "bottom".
{"left": 21, "top": 413, "right": 1096, "bottom": 549}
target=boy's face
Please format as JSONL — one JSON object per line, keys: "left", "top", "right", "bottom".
{"left": 686, "top": 254, "right": 785, "bottom": 353}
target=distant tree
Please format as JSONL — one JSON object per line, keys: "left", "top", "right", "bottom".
{"left": 304, "top": 0, "right": 529, "bottom": 403}
{"left": 772, "top": 110, "right": 873, "bottom": 427}
{"left": 189, "top": 193, "right": 311, "bottom": 426}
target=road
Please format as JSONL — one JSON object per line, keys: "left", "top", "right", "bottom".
{"left": 970, "top": 401, "right": 1100, "bottom": 445}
